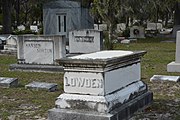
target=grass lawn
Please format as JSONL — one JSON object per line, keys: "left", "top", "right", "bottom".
{"left": 0, "top": 38, "right": 180, "bottom": 119}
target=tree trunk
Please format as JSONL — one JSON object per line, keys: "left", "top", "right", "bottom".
{"left": 108, "top": 23, "right": 113, "bottom": 50}
{"left": 165, "top": 11, "right": 168, "bottom": 27}
{"left": 16, "top": 0, "right": 20, "bottom": 27}
{"left": 174, "top": 2, "right": 180, "bottom": 25}
{"left": 2, "top": 0, "right": 12, "bottom": 34}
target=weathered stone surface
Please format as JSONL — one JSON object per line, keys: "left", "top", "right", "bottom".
{"left": 25, "top": 81, "right": 57, "bottom": 92}
{"left": 9, "top": 64, "right": 64, "bottom": 73}
{"left": 0, "top": 77, "right": 18, "bottom": 88}
{"left": 58, "top": 50, "right": 146, "bottom": 95}
{"left": 150, "top": 75, "right": 180, "bottom": 82}
{"left": 49, "top": 50, "right": 152, "bottom": 120}
{"left": 49, "top": 91, "right": 153, "bottom": 120}
{"left": 17, "top": 35, "right": 65, "bottom": 65}
{"left": 56, "top": 81, "right": 147, "bottom": 113}
{"left": 43, "top": 0, "right": 93, "bottom": 37}
{"left": 130, "top": 26, "right": 145, "bottom": 39}
{"left": 69, "top": 29, "right": 103, "bottom": 54}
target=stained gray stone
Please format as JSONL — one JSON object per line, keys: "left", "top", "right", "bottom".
{"left": 9, "top": 64, "right": 64, "bottom": 73}
{"left": 25, "top": 81, "right": 57, "bottom": 92}
{"left": 48, "top": 92, "right": 153, "bottom": 120}
{"left": 0, "top": 77, "right": 18, "bottom": 88}
{"left": 43, "top": 0, "right": 93, "bottom": 37}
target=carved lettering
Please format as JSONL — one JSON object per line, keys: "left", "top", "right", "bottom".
{"left": 74, "top": 36, "right": 94, "bottom": 43}
{"left": 26, "top": 43, "right": 41, "bottom": 48}
{"left": 65, "top": 77, "right": 103, "bottom": 88}
{"left": 25, "top": 42, "right": 53, "bottom": 54}
{"left": 37, "top": 48, "right": 52, "bottom": 53}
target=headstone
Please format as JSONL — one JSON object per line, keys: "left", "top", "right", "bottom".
{"left": 0, "top": 77, "right": 18, "bottom": 88}
{"left": 25, "top": 81, "right": 57, "bottom": 92}
{"left": 99, "top": 24, "right": 107, "bottom": 31}
{"left": 17, "top": 35, "right": 65, "bottom": 64}
{"left": 9, "top": 35, "right": 65, "bottom": 72}
{"left": 0, "top": 35, "right": 8, "bottom": 50}
{"left": 121, "top": 39, "right": 130, "bottom": 44}
{"left": 48, "top": 50, "right": 153, "bottom": 120}
{"left": 150, "top": 75, "right": 180, "bottom": 82}
{"left": 69, "top": 29, "right": 103, "bottom": 54}
{"left": 30, "top": 25, "right": 38, "bottom": 33}
{"left": 94, "top": 24, "right": 107, "bottom": 31}
{"left": 146, "top": 23, "right": 162, "bottom": 31}
{"left": 94, "top": 24, "right": 98, "bottom": 30}
{"left": 3, "top": 35, "right": 17, "bottom": 53}
{"left": 130, "top": 26, "right": 145, "bottom": 38}
{"left": 117, "top": 23, "right": 126, "bottom": 32}
{"left": 17, "top": 25, "right": 25, "bottom": 31}
{"left": 167, "top": 31, "right": 180, "bottom": 72}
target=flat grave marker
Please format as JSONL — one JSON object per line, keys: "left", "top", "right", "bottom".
{"left": 150, "top": 75, "right": 180, "bottom": 82}
{"left": 0, "top": 77, "right": 18, "bottom": 88}
{"left": 25, "top": 81, "right": 57, "bottom": 92}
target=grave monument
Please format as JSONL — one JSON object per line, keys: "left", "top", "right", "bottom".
{"left": 69, "top": 29, "right": 103, "bottom": 54}
{"left": 130, "top": 26, "right": 145, "bottom": 39}
{"left": 10, "top": 35, "right": 65, "bottom": 72}
{"left": 167, "top": 31, "right": 180, "bottom": 72}
{"left": 48, "top": 50, "right": 153, "bottom": 120}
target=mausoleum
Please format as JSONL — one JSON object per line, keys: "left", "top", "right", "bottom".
{"left": 43, "top": 0, "right": 94, "bottom": 37}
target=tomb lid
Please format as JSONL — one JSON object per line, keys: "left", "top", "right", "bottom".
{"left": 57, "top": 50, "right": 146, "bottom": 67}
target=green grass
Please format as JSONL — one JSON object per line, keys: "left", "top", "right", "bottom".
{"left": 114, "top": 38, "right": 180, "bottom": 119}
{"left": 0, "top": 55, "right": 63, "bottom": 119}
{"left": 0, "top": 38, "right": 180, "bottom": 119}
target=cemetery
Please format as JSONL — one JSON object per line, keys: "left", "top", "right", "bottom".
{"left": 1, "top": 37, "right": 180, "bottom": 119}
{"left": 1, "top": 0, "right": 180, "bottom": 120}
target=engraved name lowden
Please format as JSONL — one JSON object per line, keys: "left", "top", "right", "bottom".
{"left": 65, "top": 77, "right": 103, "bottom": 88}
{"left": 25, "top": 43, "right": 52, "bottom": 53}
{"left": 74, "top": 36, "right": 94, "bottom": 43}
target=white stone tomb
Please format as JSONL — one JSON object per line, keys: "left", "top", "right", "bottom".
{"left": 48, "top": 50, "right": 153, "bottom": 120}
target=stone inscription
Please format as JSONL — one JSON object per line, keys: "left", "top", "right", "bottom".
{"left": 74, "top": 36, "right": 94, "bottom": 43}
{"left": 65, "top": 77, "right": 103, "bottom": 88}
{"left": 25, "top": 43, "right": 52, "bottom": 53}
{"left": 24, "top": 41, "right": 54, "bottom": 64}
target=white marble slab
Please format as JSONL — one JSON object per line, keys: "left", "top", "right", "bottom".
{"left": 150, "top": 75, "right": 180, "bottom": 82}
{"left": 64, "top": 63, "right": 140, "bottom": 95}
{"left": 64, "top": 72, "right": 104, "bottom": 95}
{"left": 70, "top": 50, "right": 133, "bottom": 60}
{"left": 24, "top": 41, "right": 54, "bottom": 64}
{"left": 69, "top": 29, "right": 102, "bottom": 53}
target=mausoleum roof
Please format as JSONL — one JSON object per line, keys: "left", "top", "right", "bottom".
{"left": 43, "top": 0, "right": 81, "bottom": 9}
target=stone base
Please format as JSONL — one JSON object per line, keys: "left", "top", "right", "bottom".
{"left": 167, "top": 62, "right": 180, "bottom": 72}
{"left": 48, "top": 91, "right": 153, "bottom": 120}
{"left": 9, "top": 64, "right": 64, "bottom": 73}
